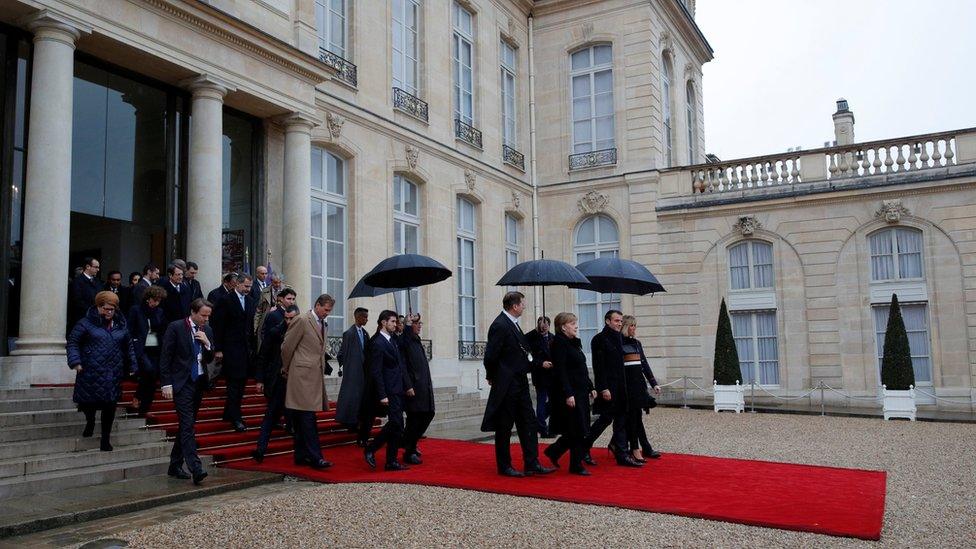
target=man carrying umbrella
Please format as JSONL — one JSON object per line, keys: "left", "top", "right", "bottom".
{"left": 481, "top": 291, "right": 556, "bottom": 477}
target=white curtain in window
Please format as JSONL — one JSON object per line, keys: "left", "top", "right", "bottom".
{"left": 752, "top": 242, "right": 773, "bottom": 288}
{"left": 869, "top": 231, "right": 895, "bottom": 281}
{"left": 756, "top": 311, "right": 779, "bottom": 385}
{"left": 729, "top": 243, "right": 750, "bottom": 290}
{"left": 896, "top": 229, "right": 923, "bottom": 279}
{"left": 731, "top": 312, "right": 754, "bottom": 384}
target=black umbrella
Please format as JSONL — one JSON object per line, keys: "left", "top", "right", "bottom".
{"left": 347, "top": 277, "right": 405, "bottom": 299}
{"left": 496, "top": 259, "right": 590, "bottom": 287}
{"left": 574, "top": 257, "right": 665, "bottom": 296}
{"left": 362, "top": 254, "right": 452, "bottom": 288}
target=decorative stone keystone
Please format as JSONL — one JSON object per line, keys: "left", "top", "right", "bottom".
{"left": 578, "top": 190, "right": 609, "bottom": 214}
{"left": 464, "top": 169, "right": 476, "bottom": 192}
{"left": 326, "top": 111, "right": 344, "bottom": 139}
{"left": 405, "top": 144, "right": 419, "bottom": 169}
{"left": 733, "top": 215, "right": 762, "bottom": 235}
{"left": 875, "top": 199, "right": 910, "bottom": 223}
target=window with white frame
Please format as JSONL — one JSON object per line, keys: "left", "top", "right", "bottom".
{"left": 310, "top": 147, "right": 347, "bottom": 325}
{"left": 571, "top": 44, "right": 614, "bottom": 154}
{"left": 457, "top": 197, "right": 477, "bottom": 341}
{"left": 574, "top": 215, "right": 620, "bottom": 348}
{"left": 872, "top": 302, "right": 932, "bottom": 385}
{"left": 731, "top": 311, "right": 779, "bottom": 385}
{"left": 453, "top": 2, "right": 475, "bottom": 126}
{"left": 393, "top": 0, "right": 420, "bottom": 96}
{"left": 686, "top": 80, "right": 696, "bottom": 164}
{"left": 315, "top": 0, "right": 347, "bottom": 58}
{"left": 729, "top": 241, "right": 773, "bottom": 290}
{"left": 393, "top": 174, "right": 421, "bottom": 313}
{"left": 500, "top": 41, "right": 517, "bottom": 146}
{"left": 661, "top": 52, "right": 674, "bottom": 167}
{"left": 869, "top": 228, "right": 923, "bottom": 281}
{"left": 504, "top": 213, "right": 520, "bottom": 273}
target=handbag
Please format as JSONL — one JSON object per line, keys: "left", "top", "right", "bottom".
{"left": 144, "top": 333, "right": 159, "bottom": 347}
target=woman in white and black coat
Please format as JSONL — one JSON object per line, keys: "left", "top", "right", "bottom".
{"left": 621, "top": 315, "right": 662, "bottom": 462}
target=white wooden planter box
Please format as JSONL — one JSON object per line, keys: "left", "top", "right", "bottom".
{"left": 713, "top": 381, "right": 745, "bottom": 413}
{"left": 882, "top": 385, "right": 916, "bottom": 421}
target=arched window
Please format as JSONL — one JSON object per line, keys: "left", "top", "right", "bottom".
{"left": 457, "top": 197, "right": 477, "bottom": 341}
{"left": 571, "top": 44, "right": 614, "bottom": 154}
{"left": 393, "top": 174, "right": 421, "bottom": 313}
{"left": 868, "top": 228, "right": 923, "bottom": 281}
{"left": 310, "top": 147, "right": 347, "bottom": 325}
{"left": 685, "top": 80, "right": 696, "bottom": 164}
{"left": 574, "top": 215, "right": 620, "bottom": 347}
{"left": 728, "top": 241, "right": 773, "bottom": 290}
{"left": 727, "top": 240, "right": 777, "bottom": 385}
{"left": 661, "top": 52, "right": 674, "bottom": 167}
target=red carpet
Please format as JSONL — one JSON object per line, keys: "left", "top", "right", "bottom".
{"left": 226, "top": 438, "right": 886, "bottom": 540}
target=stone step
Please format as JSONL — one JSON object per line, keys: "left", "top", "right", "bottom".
{"left": 0, "top": 455, "right": 213, "bottom": 499}
{"left": 0, "top": 418, "right": 147, "bottom": 443}
{"left": 0, "top": 386, "right": 73, "bottom": 400}
{"left": 0, "top": 397, "right": 77, "bottom": 414}
{"left": 0, "top": 429, "right": 165, "bottom": 460}
{"left": 0, "top": 442, "right": 172, "bottom": 480}
{"left": 426, "top": 414, "right": 484, "bottom": 435}
{"left": 0, "top": 407, "right": 137, "bottom": 427}
{"left": 430, "top": 403, "right": 486, "bottom": 422}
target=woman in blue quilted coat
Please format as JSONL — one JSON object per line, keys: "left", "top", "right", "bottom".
{"left": 66, "top": 291, "right": 136, "bottom": 451}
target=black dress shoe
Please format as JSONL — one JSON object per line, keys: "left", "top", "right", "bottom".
{"left": 310, "top": 459, "right": 333, "bottom": 469}
{"left": 192, "top": 470, "right": 208, "bottom": 485}
{"left": 498, "top": 466, "right": 524, "bottom": 477}
{"left": 364, "top": 449, "right": 376, "bottom": 469}
{"left": 384, "top": 461, "right": 409, "bottom": 471}
{"left": 232, "top": 421, "right": 247, "bottom": 432}
{"left": 251, "top": 450, "right": 264, "bottom": 463}
{"left": 645, "top": 450, "right": 662, "bottom": 459}
{"left": 168, "top": 468, "right": 191, "bottom": 480}
{"left": 524, "top": 462, "right": 557, "bottom": 475}
{"left": 543, "top": 445, "right": 561, "bottom": 468}
{"left": 569, "top": 467, "right": 592, "bottom": 476}
{"left": 583, "top": 453, "right": 598, "bottom": 466}
{"left": 616, "top": 455, "right": 644, "bottom": 467}
{"left": 404, "top": 453, "right": 423, "bottom": 465}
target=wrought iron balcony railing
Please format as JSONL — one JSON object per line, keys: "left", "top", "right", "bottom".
{"left": 503, "top": 144, "right": 525, "bottom": 170}
{"left": 327, "top": 336, "right": 432, "bottom": 361}
{"left": 458, "top": 340, "right": 488, "bottom": 360}
{"left": 393, "top": 87, "right": 428, "bottom": 123}
{"left": 319, "top": 48, "right": 357, "bottom": 87}
{"left": 569, "top": 147, "right": 617, "bottom": 170}
{"left": 455, "top": 119, "right": 483, "bottom": 149}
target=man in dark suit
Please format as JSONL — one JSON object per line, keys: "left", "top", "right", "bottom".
{"left": 159, "top": 298, "right": 214, "bottom": 485}
{"left": 526, "top": 316, "right": 554, "bottom": 437}
{"left": 68, "top": 257, "right": 101, "bottom": 329}
{"left": 400, "top": 313, "right": 435, "bottom": 465}
{"left": 481, "top": 292, "right": 556, "bottom": 477}
{"left": 211, "top": 273, "right": 255, "bottom": 432}
{"left": 131, "top": 263, "right": 160, "bottom": 307}
{"left": 251, "top": 303, "right": 300, "bottom": 462}
{"left": 103, "top": 270, "right": 133, "bottom": 316}
{"left": 157, "top": 263, "right": 192, "bottom": 323}
{"left": 184, "top": 261, "right": 204, "bottom": 301}
{"left": 364, "top": 310, "right": 413, "bottom": 471}
{"left": 587, "top": 309, "right": 641, "bottom": 467}
{"left": 250, "top": 265, "right": 269, "bottom": 302}
{"left": 207, "top": 272, "right": 237, "bottom": 304}
{"left": 335, "top": 307, "right": 369, "bottom": 432}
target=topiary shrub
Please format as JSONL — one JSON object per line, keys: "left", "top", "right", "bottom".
{"left": 881, "top": 293, "right": 915, "bottom": 391}
{"left": 713, "top": 298, "right": 742, "bottom": 385}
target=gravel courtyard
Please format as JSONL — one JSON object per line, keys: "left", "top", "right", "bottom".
{"left": 121, "top": 408, "right": 976, "bottom": 548}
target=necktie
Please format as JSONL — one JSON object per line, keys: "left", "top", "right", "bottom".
{"left": 357, "top": 327, "right": 365, "bottom": 349}
{"left": 239, "top": 294, "right": 245, "bottom": 310}
{"left": 190, "top": 326, "right": 201, "bottom": 381}
{"left": 320, "top": 319, "right": 326, "bottom": 339}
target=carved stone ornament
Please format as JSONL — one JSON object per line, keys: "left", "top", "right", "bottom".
{"left": 733, "top": 215, "right": 762, "bottom": 236}
{"left": 577, "top": 190, "right": 609, "bottom": 214}
{"left": 464, "top": 169, "right": 476, "bottom": 192}
{"left": 405, "top": 144, "right": 419, "bottom": 169}
{"left": 875, "top": 199, "right": 910, "bottom": 224}
{"left": 507, "top": 17, "right": 516, "bottom": 38}
{"left": 581, "top": 22, "right": 594, "bottom": 40}
{"left": 326, "top": 112, "right": 344, "bottom": 139}
{"left": 511, "top": 191, "right": 521, "bottom": 210}
{"left": 660, "top": 31, "right": 674, "bottom": 54}
{"left": 684, "top": 62, "right": 697, "bottom": 82}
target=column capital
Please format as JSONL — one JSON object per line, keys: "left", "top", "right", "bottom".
{"left": 20, "top": 9, "right": 92, "bottom": 46}
{"left": 276, "top": 111, "right": 321, "bottom": 133}
{"left": 181, "top": 74, "right": 236, "bottom": 100}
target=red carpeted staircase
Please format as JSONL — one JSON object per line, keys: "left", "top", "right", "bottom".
{"left": 120, "top": 380, "right": 376, "bottom": 464}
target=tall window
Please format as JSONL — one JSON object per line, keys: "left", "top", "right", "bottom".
{"left": 686, "top": 81, "right": 696, "bottom": 164}
{"left": 504, "top": 213, "right": 520, "bottom": 272}
{"left": 315, "top": 0, "right": 347, "bottom": 58}
{"left": 574, "top": 215, "right": 620, "bottom": 348}
{"left": 571, "top": 44, "right": 614, "bottom": 154}
{"left": 729, "top": 241, "right": 773, "bottom": 290}
{"left": 457, "top": 198, "right": 477, "bottom": 341}
{"left": 869, "top": 228, "right": 923, "bottom": 281}
{"left": 393, "top": 174, "right": 420, "bottom": 313}
{"left": 393, "top": 0, "right": 420, "bottom": 96}
{"left": 873, "top": 303, "right": 932, "bottom": 385}
{"left": 500, "top": 41, "right": 517, "bottom": 146}
{"left": 452, "top": 3, "right": 475, "bottom": 125}
{"left": 661, "top": 52, "right": 674, "bottom": 167}
{"left": 732, "top": 311, "right": 779, "bottom": 385}
{"left": 310, "top": 147, "right": 347, "bottom": 324}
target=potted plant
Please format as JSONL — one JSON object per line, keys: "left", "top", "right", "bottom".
{"left": 881, "top": 294, "right": 917, "bottom": 421}
{"left": 713, "top": 298, "right": 745, "bottom": 413}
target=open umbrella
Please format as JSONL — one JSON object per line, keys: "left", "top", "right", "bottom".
{"left": 574, "top": 257, "right": 666, "bottom": 296}
{"left": 496, "top": 259, "right": 590, "bottom": 287}
{"left": 347, "top": 277, "right": 405, "bottom": 299}
{"left": 354, "top": 254, "right": 452, "bottom": 313}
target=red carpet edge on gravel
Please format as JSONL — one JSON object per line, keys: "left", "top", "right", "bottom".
{"left": 226, "top": 437, "right": 887, "bottom": 540}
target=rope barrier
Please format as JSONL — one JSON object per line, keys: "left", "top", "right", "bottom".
{"left": 913, "top": 387, "right": 972, "bottom": 405}
{"left": 820, "top": 383, "right": 881, "bottom": 402}
{"left": 754, "top": 383, "right": 819, "bottom": 401}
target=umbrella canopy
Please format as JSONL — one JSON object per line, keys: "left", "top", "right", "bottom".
{"left": 574, "top": 257, "right": 665, "bottom": 296}
{"left": 496, "top": 259, "right": 590, "bottom": 287}
{"left": 361, "top": 253, "right": 452, "bottom": 289}
{"left": 347, "top": 277, "right": 405, "bottom": 299}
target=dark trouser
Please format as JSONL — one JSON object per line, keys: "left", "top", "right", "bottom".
{"left": 290, "top": 409, "right": 323, "bottom": 463}
{"left": 368, "top": 395, "right": 405, "bottom": 465}
{"left": 169, "top": 376, "right": 207, "bottom": 475}
{"left": 534, "top": 386, "right": 550, "bottom": 434}
{"left": 585, "top": 410, "right": 628, "bottom": 457}
{"left": 256, "top": 378, "right": 288, "bottom": 454}
{"left": 222, "top": 375, "right": 246, "bottom": 422}
{"left": 402, "top": 410, "right": 435, "bottom": 456}
{"left": 627, "top": 411, "right": 654, "bottom": 453}
{"left": 356, "top": 415, "right": 374, "bottom": 445}
{"left": 80, "top": 403, "right": 116, "bottom": 440}
{"left": 135, "top": 348, "right": 161, "bottom": 416}
{"left": 493, "top": 374, "right": 540, "bottom": 472}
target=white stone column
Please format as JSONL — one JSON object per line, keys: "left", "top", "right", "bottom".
{"left": 183, "top": 75, "right": 234, "bottom": 293}
{"left": 12, "top": 13, "right": 88, "bottom": 358}
{"left": 280, "top": 113, "right": 316, "bottom": 307}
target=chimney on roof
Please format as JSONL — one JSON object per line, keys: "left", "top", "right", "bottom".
{"left": 832, "top": 98, "right": 855, "bottom": 146}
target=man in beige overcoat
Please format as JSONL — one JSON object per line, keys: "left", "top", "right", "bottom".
{"left": 281, "top": 293, "right": 334, "bottom": 469}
